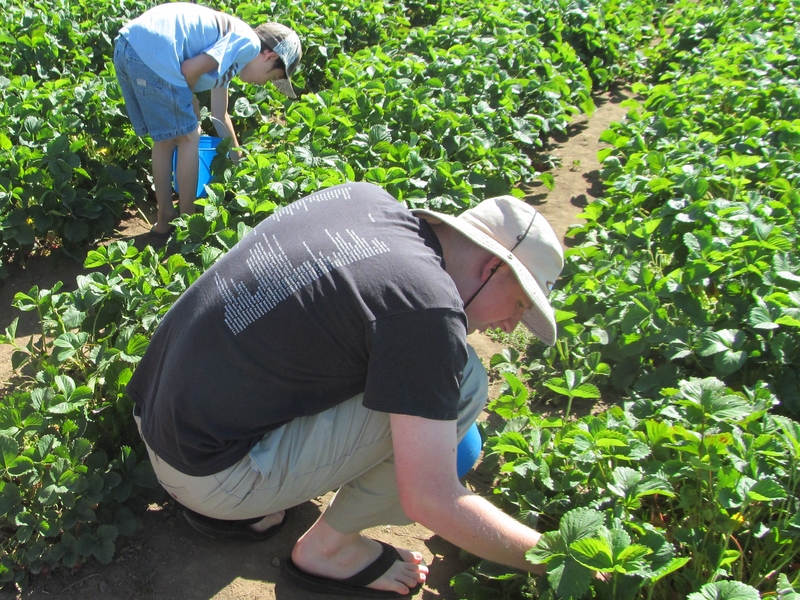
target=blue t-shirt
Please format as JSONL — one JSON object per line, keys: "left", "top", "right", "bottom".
{"left": 119, "top": 2, "right": 260, "bottom": 91}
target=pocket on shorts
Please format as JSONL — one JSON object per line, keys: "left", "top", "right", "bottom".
{"left": 213, "top": 459, "right": 261, "bottom": 501}
{"left": 155, "top": 477, "right": 188, "bottom": 500}
{"left": 125, "top": 57, "right": 163, "bottom": 97}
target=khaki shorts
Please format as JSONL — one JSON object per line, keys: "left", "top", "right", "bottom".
{"left": 136, "top": 345, "right": 487, "bottom": 534}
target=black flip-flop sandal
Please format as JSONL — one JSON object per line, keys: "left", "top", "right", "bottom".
{"left": 182, "top": 507, "right": 288, "bottom": 542}
{"left": 282, "top": 541, "right": 422, "bottom": 598}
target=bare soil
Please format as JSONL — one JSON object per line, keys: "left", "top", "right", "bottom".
{"left": 0, "top": 87, "right": 631, "bottom": 600}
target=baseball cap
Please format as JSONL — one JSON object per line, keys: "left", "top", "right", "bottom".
{"left": 255, "top": 22, "right": 302, "bottom": 98}
{"left": 413, "top": 197, "right": 564, "bottom": 345}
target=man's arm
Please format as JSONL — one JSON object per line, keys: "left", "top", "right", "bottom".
{"left": 209, "top": 87, "right": 242, "bottom": 163}
{"left": 180, "top": 53, "right": 218, "bottom": 91}
{"left": 391, "top": 413, "right": 545, "bottom": 573}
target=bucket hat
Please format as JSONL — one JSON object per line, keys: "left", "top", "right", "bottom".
{"left": 255, "top": 23, "right": 302, "bottom": 98}
{"left": 413, "top": 197, "right": 564, "bottom": 345}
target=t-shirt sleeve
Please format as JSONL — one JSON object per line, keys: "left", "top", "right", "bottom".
{"left": 362, "top": 308, "right": 468, "bottom": 420}
{"left": 194, "top": 32, "right": 259, "bottom": 90}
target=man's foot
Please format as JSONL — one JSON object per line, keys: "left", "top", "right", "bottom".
{"left": 183, "top": 508, "right": 287, "bottom": 542}
{"left": 285, "top": 540, "right": 423, "bottom": 598}
{"left": 289, "top": 519, "right": 427, "bottom": 597}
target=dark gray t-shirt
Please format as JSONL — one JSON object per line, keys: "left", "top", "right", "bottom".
{"left": 127, "top": 182, "right": 468, "bottom": 476}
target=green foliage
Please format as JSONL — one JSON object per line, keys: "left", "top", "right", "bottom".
{"left": 0, "top": 0, "right": 148, "bottom": 270}
{"left": 0, "top": 241, "right": 199, "bottom": 587}
{"left": 0, "top": 378, "right": 157, "bottom": 588}
{"left": 469, "top": 1, "right": 800, "bottom": 596}
{"left": 526, "top": 507, "right": 690, "bottom": 599}
{"left": 466, "top": 376, "right": 800, "bottom": 598}
{"left": 548, "top": 0, "right": 800, "bottom": 418}
{"left": 0, "top": 0, "right": 661, "bottom": 275}
{"left": 462, "top": 2, "right": 800, "bottom": 599}
{"left": 687, "top": 581, "right": 761, "bottom": 600}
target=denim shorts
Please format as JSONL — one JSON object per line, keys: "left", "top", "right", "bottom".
{"left": 113, "top": 36, "right": 199, "bottom": 142}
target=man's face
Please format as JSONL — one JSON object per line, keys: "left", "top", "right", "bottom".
{"left": 239, "top": 51, "right": 286, "bottom": 85}
{"left": 464, "top": 264, "right": 530, "bottom": 334}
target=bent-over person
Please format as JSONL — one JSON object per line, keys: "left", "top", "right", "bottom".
{"left": 127, "top": 181, "right": 564, "bottom": 597}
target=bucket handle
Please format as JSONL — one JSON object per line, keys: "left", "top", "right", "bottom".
{"left": 209, "top": 115, "right": 231, "bottom": 139}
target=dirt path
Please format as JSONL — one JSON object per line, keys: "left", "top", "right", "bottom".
{"left": 0, "top": 87, "right": 631, "bottom": 600}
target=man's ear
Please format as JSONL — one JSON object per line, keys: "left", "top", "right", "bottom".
{"left": 480, "top": 255, "right": 504, "bottom": 280}
{"left": 260, "top": 49, "right": 279, "bottom": 61}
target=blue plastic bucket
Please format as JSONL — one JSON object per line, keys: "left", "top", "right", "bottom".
{"left": 172, "top": 135, "right": 222, "bottom": 198}
{"left": 456, "top": 422, "right": 483, "bottom": 478}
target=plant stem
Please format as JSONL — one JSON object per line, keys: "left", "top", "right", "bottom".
{"left": 564, "top": 394, "right": 574, "bottom": 423}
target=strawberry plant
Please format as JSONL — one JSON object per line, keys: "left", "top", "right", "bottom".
{"left": 0, "top": 240, "right": 204, "bottom": 587}
{"left": 554, "top": 0, "right": 800, "bottom": 416}
{"left": 526, "top": 507, "right": 689, "bottom": 599}
{"left": 0, "top": 377, "right": 154, "bottom": 587}
{"left": 0, "top": 0, "right": 146, "bottom": 275}
{"left": 460, "top": 376, "right": 799, "bottom": 599}
{"left": 468, "top": 0, "right": 800, "bottom": 596}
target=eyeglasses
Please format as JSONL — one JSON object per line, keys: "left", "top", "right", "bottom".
{"left": 463, "top": 211, "right": 537, "bottom": 309}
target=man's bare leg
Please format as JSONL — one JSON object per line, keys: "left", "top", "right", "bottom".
{"left": 291, "top": 514, "right": 427, "bottom": 595}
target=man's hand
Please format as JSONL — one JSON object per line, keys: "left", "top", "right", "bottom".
{"left": 180, "top": 53, "right": 218, "bottom": 91}
{"left": 390, "top": 414, "right": 545, "bottom": 574}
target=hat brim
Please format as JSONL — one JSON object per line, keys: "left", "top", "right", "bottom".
{"left": 273, "top": 78, "right": 297, "bottom": 99}
{"left": 413, "top": 209, "right": 558, "bottom": 345}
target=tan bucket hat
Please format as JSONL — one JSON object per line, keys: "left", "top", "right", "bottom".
{"left": 413, "top": 197, "right": 564, "bottom": 345}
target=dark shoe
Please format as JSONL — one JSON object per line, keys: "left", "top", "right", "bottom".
{"left": 283, "top": 541, "right": 422, "bottom": 598}
{"left": 182, "top": 507, "right": 287, "bottom": 542}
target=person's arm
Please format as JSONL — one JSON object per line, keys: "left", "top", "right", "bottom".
{"left": 209, "top": 87, "right": 242, "bottom": 163}
{"left": 390, "top": 413, "right": 545, "bottom": 573}
{"left": 180, "top": 52, "right": 218, "bottom": 91}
